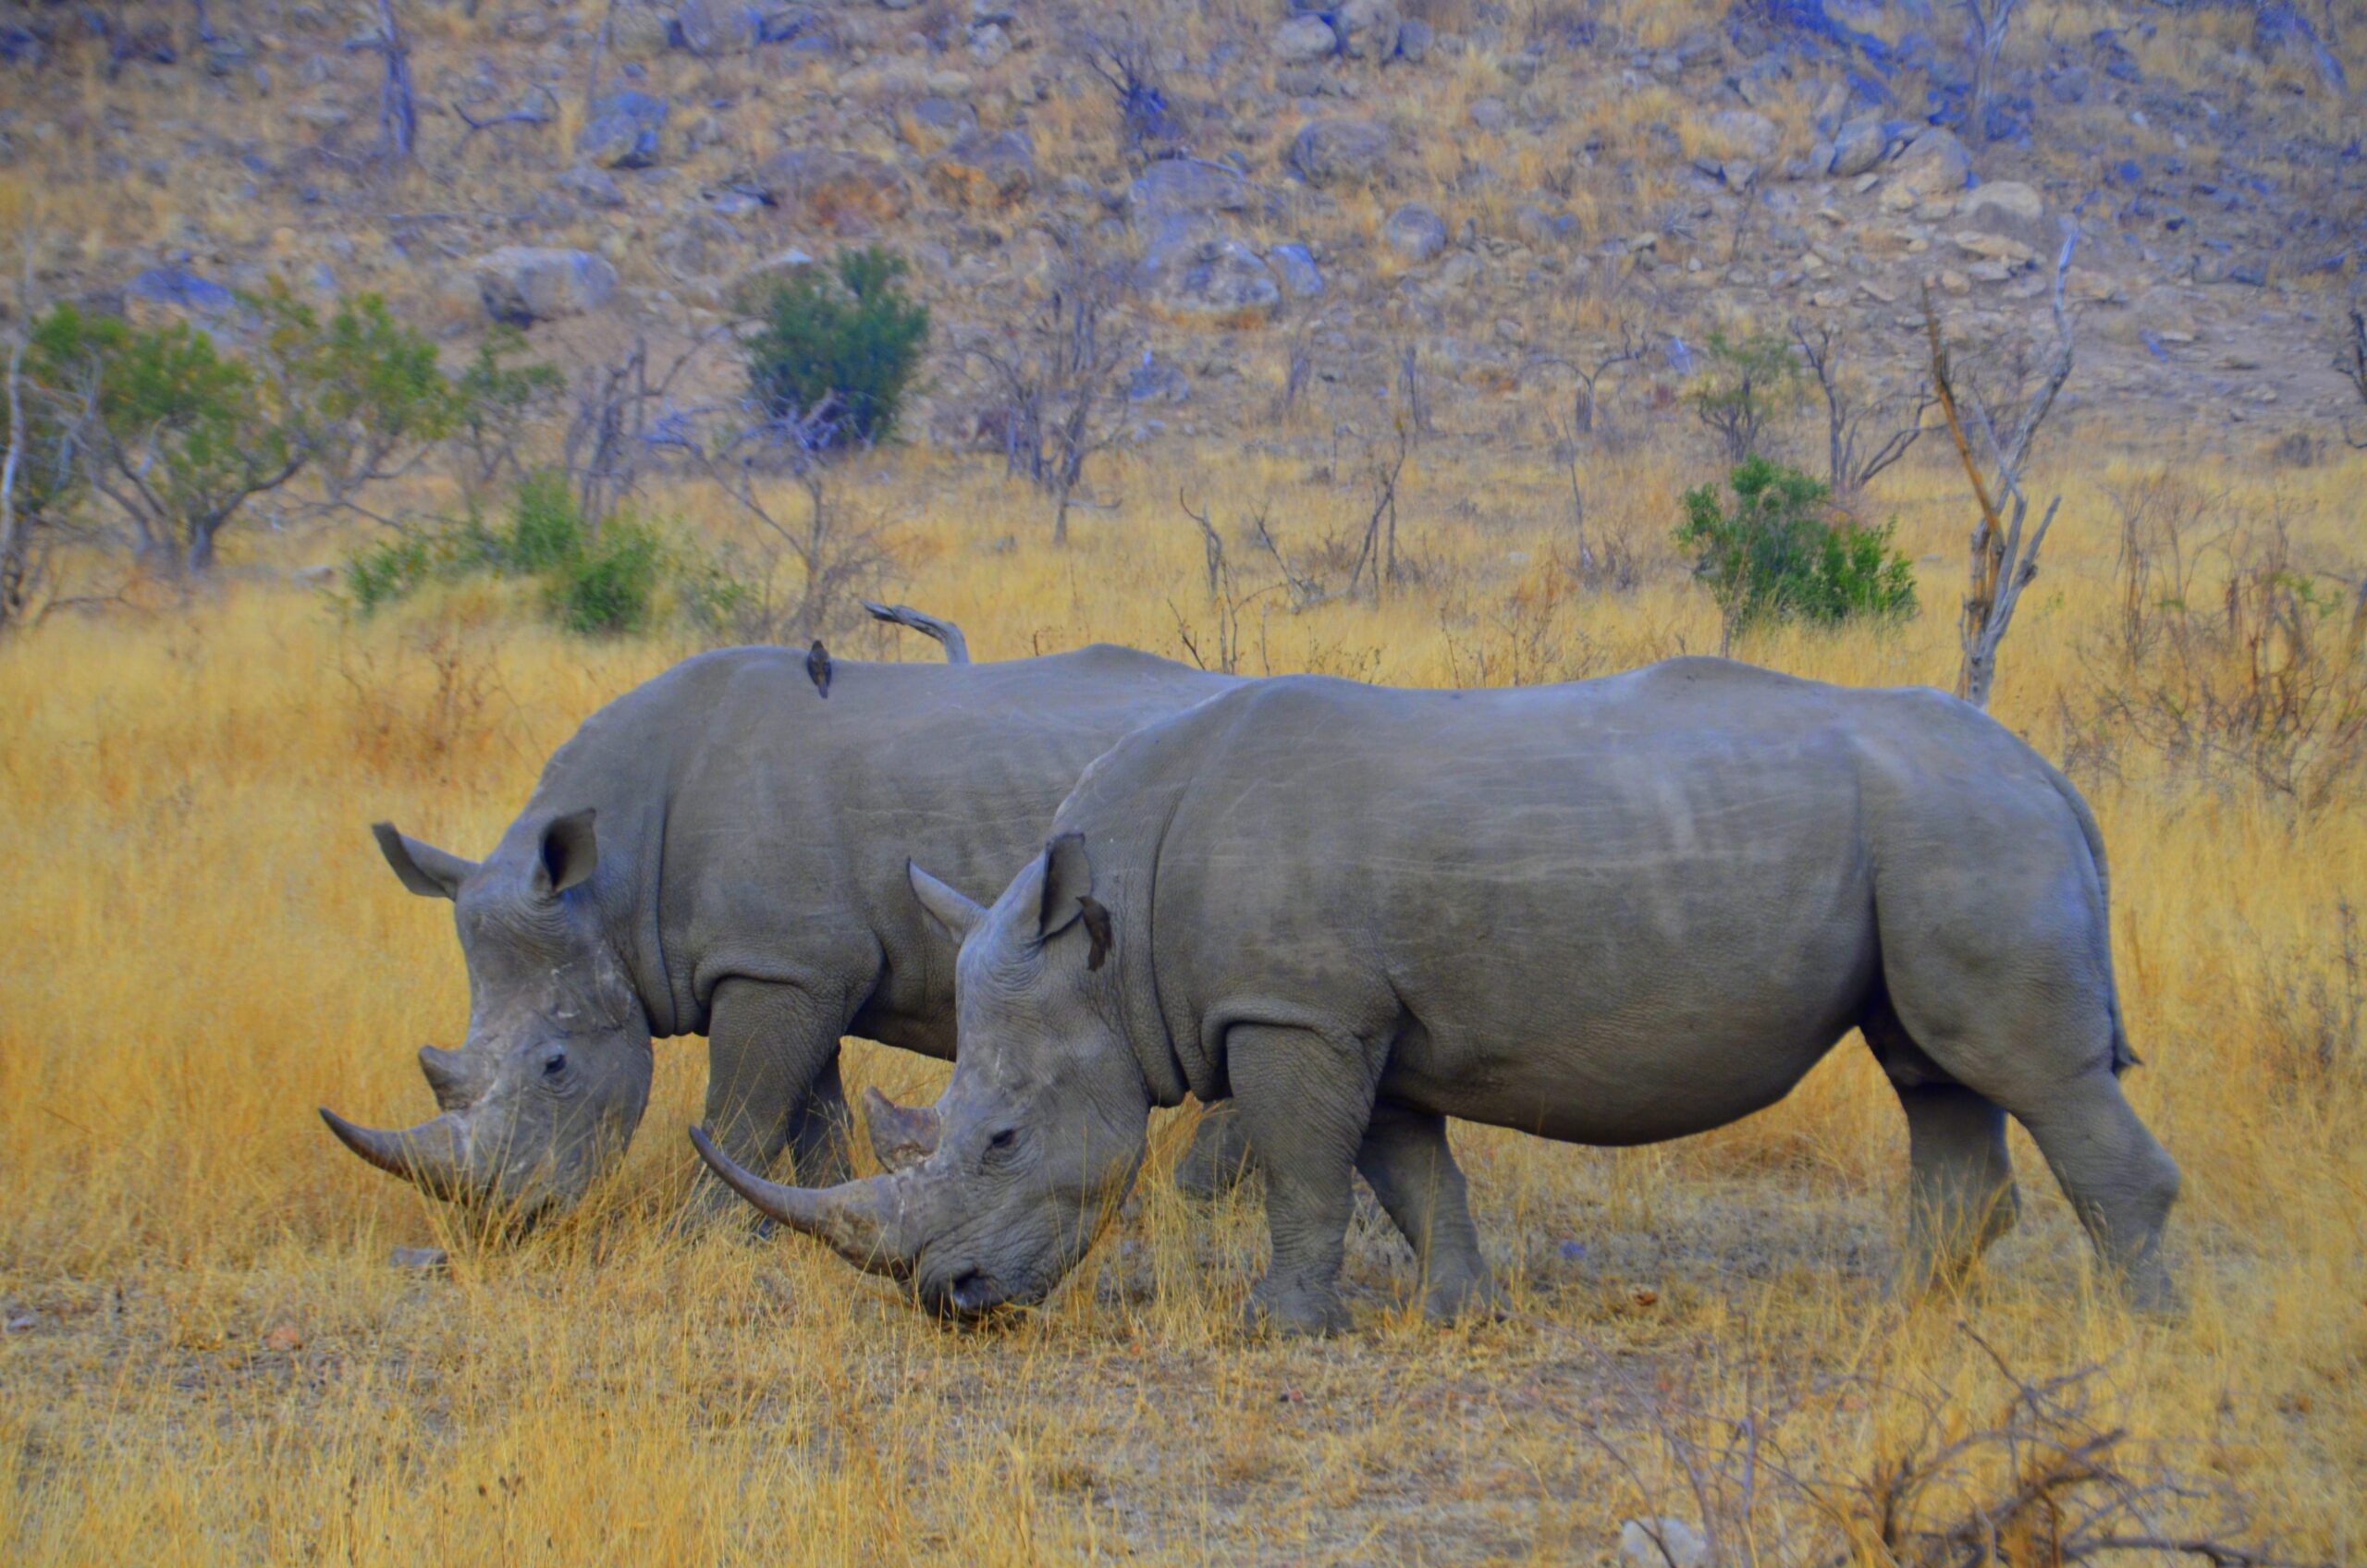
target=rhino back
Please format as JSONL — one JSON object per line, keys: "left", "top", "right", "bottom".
{"left": 523, "top": 644, "right": 1232, "bottom": 1043}
{"left": 1063, "top": 658, "right": 2082, "bottom": 1142}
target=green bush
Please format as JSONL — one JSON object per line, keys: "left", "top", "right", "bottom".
{"left": 741, "top": 247, "right": 929, "bottom": 446}
{"left": 552, "top": 522, "right": 665, "bottom": 636}
{"left": 1676, "top": 456, "right": 1918, "bottom": 644}
{"left": 503, "top": 471, "right": 586, "bottom": 572}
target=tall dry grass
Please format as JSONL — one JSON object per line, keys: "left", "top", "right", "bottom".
{"left": 2, "top": 433, "right": 2363, "bottom": 1563}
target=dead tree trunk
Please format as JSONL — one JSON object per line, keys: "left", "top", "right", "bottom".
{"left": 376, "top": 0, "right": 416, "bottom": 161}
{"left": 861, "top": 602, "right": 971, "bottom": 663}
{"left": 1926, "top": 230, "right": 2078, "bottom": 709}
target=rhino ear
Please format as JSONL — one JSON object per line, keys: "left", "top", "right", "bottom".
{"left": 1037, "top": 832, "right": 1093, "bottom": 941}
{"left": 531, "top": 808, "right": 599, "bottom": 899}
{"left": 908, "top": 861, "right": 985, "bottom": 943}
{"left": 374, "top": 822, "right": 476, "bottom": 900}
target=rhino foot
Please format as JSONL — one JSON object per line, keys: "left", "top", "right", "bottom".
{"left": 1243, "top": 1280, "right": 1352, "bottom": 1338}
{"left": 1422, "top": 1270, "right": 1507, "bottom": 1324}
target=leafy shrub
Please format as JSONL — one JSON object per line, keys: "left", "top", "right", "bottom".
{"left": 344, "top": 474, "right": 675, "bottom": 639}
{"left": 552, "top": 521, "right": 665, "bottom": 636}
{"left": 741, "top": 247, "right": 929, "bottom": 446}
{"left": 503, "top": 470, "right": 585, "bottom": 573}
{"left": 1676, "top": 456, "right": 1917, "bottom": 648}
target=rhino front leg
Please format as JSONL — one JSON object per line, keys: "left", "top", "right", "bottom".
{"left": 696, "top": 979, "right": 856, "bottom": 1225}
{"left": 1226, "top": 1023, "right": 1382, "bottom": 1337}
{"left": 1355, "top": 1102, "right": 1504, "bottom": 1322}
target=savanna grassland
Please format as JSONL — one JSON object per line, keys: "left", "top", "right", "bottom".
{"left": 3, "top": 421, "right": 2363, "bottom": 1565}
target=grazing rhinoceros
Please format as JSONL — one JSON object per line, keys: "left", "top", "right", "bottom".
{"left": 321, "top": 640, "right": 1236, "bottom": 1221}
{"left": 692, "top": 658, "right": 2182, "bottom": 1331}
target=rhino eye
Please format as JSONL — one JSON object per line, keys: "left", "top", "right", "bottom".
{"left": 543, "top": 1051, "right": 568, "bottom": 1078}
{"left": 987, "top": 1129, "right": 1017, "bottom": 1151}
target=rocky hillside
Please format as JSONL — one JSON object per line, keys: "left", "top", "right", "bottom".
{"left": 0, "top": 0, "right": 2361, "bottom": 459}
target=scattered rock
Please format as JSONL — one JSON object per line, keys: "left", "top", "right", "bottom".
{"left": 558, "top": 164, "right": 627, "bottom": 209}
{"left": 472, "top": 247, "right": 618, "bottom": 325}
{"left": 900, "top": 95, "right": 976, "bottom": 153}
{"left": 673, "top": 0, "right": 761, "bottom": 54}
{"left": 1270, "top": 14, "right": 1336, "bottom": 66}
{"left": 1468, "top": 97, "right": 1510, "bottom": 133}
{"left": 753, "top": 148, "right": 911, "bottom": 232}
{"left": 1956, "top": 178, "right": 2045, "bottom": 239}
{"left": 1620, "top": 1517, "right": 1711, "bottom": 1568}
{"left": 1704, "top": 107, "right": 1779, "bottom": 161}
{"left": 1286, "top": 117, "right": 1392, "bottom": 189}
{"left": 1143, "top": 239, "right": 1281, "bottom": 326}
{"left": 1125, "top": 352, "right": 1191, "bottom": 403}
{"left": 1381, "top": 202, "right": 1447, "bottom": 263}
{"left": 578, "top": 89, "right": 668, "bottom": 169}
{"left": 389, "top": 1246, "right": 449, "bottom": 1271}
{"left": 965, "top": 21, "right": 1010, "bottom": 67}
{"left": 1829, "top": 115, "right": 1885, "bottom": 178}
{"left": 926, "top": 128, "right": 1035, "bottom": 205}
{"left": 1889, "top": 125, "right": 1969, "bottom": 198}
{"left": 1952, "top": 229, "right": 2036, "bottom": 265}
{"left": 1336, "top": 0, "right": 1401, "bottom": 60}
{"left": 1267, "top": 242, "right": 1325, "bottom": 299}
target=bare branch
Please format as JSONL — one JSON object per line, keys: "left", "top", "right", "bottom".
{"left": 861, "top": 602, "right": 971, "bottom": 663}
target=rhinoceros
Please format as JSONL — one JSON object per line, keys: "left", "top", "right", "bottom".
{"left": 320, "top": 641, "right": 1235, "bottom": 1220}
{"left": 692, "top": 659, "right": 2182, "bottom": 1330}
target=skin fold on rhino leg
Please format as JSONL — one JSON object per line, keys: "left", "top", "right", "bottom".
{"left": 1354, "top": 1100, "right": 1506, "bottom": 1322}
{"left": 693, "top": 978, "right": 856, "bottom": 1225}
{"left": 1173, "top": 1100, "right": 1257, "bottom": 1200}
{"left": 1225, "top": 1023, "right": 1385, "bottom": 1338}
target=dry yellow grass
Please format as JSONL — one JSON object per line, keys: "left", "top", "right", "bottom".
{"left": 2, "top": 427, "right": 2362, "bottom": 1563}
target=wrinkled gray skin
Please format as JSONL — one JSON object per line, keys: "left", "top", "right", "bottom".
{"left": 321, "top": 643, "right": 1235, "bottom": 1222}
{"left": 695, "top": 659, "right": 2182, "bottom": 1330}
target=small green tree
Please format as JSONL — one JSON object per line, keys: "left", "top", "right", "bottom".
{"left": 1689, "top": 328, "right": 1801, "bottom": 463}
{"left": 28, "top": 300, "right": 303, "bottom": 572}
{"left": 741, "top": 247, "right": 929, "bottom": 447}
{"left": 1676, "top": 455, "right": 1918, "bottom": 653}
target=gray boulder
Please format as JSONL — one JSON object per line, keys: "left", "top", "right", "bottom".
{"left": 1381, "top": 202, "right": 1447, "bottom": 263}
{"left": 1270, "top": 14, "right": 1335, "bottom": 65}
{"left": 1287, "top": 117, "right": 1392, "bottom": 188}
{"left": 1267, "top": 242, "right": 1324, "bottom": 299}
{"left": 1143, "top": 239, "right": 1281, "bottom": 325}
{"left": 926, "top": 128, "right": 1035, "bottom": 205}
{"left": 1890, "top": 125, "right": 1971, "bottom": 198}
{"left": 752, "top": 148, "right": 910, "bottom": 231}
{"left": 673, "top": 0, "right": 759, "bottom": 54}
{"left": 1829, "top": 115, "right": 1885, "bottom": 178}
{"left": 578, "top": 90, "right": 668, "bottom": 169}
{"left": 1336, "top": 0, "right": 1399, "bottom": 59}
{"left": 899, "top": 94, "right": 976, "bottom": 153}
{"left": 472, "top": 247, "right": 617, "bottom": 325}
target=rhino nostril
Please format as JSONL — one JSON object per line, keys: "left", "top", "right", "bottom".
{"left": 947, "top": 1269, "right": 989, "bottom": 1316}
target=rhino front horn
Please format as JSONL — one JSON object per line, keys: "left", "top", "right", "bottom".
{"left": 687, "top": 1124, "right": 909, "bottom": 1279}
{"left": 863, "top": 1086, "right": 939, "bottom": 1173}
{"left": 319, "top": 1108, "right": 469, "bottom": 1201}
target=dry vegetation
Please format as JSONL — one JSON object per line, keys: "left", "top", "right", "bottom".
{"left": 3, "top": 420, "right": 2363, "bottom": 1563}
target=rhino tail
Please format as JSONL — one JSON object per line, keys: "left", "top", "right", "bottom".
{"left": 2044, "top": 761, "right": 2140, "bottom": 1075}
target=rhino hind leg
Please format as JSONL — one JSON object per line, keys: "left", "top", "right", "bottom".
{"left": 1226, "top": 1023, "right": 1383, "bottom": 1337}
{"left": 1355, "top": 1101, "right": 1505, "bottom": 1322}
{"left": 1894, "top": 1082, "right": 2020, "bottom": 1291}
{"left": 1174, "top": 1100, "right": 1257, "bottom": 1201}
{"left": 2014, "top": 1071, "right": 2182, "bottom": 1316}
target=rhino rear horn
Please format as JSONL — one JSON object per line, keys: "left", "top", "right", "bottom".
{"left": 863, "top": 1086, "right": 939, "bottom": 1173}
{"left": 374, "top": 824, "right": 477, "bottom": 900}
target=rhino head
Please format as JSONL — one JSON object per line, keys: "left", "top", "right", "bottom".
{"left": 320, "top": 810, "right": 654, "bottom": 1221}
{"left": 691, "top": 834, "right": 1147, "bottom": 1317}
